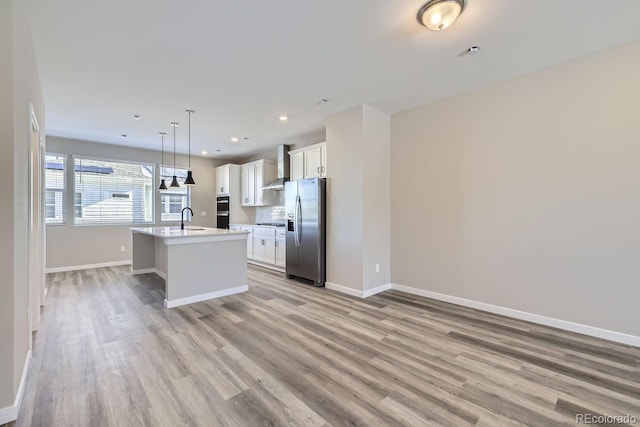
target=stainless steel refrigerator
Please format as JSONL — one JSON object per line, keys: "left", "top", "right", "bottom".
{"left": 285, "top": 178, "right": 326, "bottom": 286}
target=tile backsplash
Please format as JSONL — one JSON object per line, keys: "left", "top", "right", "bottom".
{"left": 256, "top": 205, "right": 286, "bottom": 223}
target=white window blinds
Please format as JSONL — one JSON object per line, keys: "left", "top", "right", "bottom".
{"left": 74, "top": 158, "right": 154, "bottom": 225}
{"left": 45, "top": 154, "right": 66, "bottom": 224}
{"left": 160, "top": 166, "right": 191, "bottom": 222}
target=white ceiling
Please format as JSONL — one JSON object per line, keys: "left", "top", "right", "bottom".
{"left": 29, "top": 0, "right": 640, "bottom": 160}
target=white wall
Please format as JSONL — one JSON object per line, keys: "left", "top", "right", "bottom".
{"left": 362, "top": 106, "right": 391, "bottom": 291}
{"left": 46, "top": 137, "right": 222, "bottom": 269}
{"left": 0, "top": 0, "right": 46, "bottom": 417}
{"left": 0, "top": 0, "right": 16, "bottom": 409}
{"left": 391, "top": 40, "right": 640, "bottom": 337}
{"left": 326, "top": 106, "right": 365, "bottom": 291}
{"left": 326, "top": 105, "right": 391, "bottom": 294}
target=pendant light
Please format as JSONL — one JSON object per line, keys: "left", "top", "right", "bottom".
{"left": 158, "top": 132, "right": 168, "bottom": 190}
{"left": 183, "top": 109, "right": 196, "bottom": 186}
{"left": 169, "top": 122, "right": 180, "bottom": 188}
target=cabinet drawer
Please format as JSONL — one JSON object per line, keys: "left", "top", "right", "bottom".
{"left": 240, "top": 226, "right": 253, "bottom": 233}
{"left": 276, "top": 229, "right": 286, "bottom": 237}
{"left": 253, "top": 227, "right": 276, "bottom": 237}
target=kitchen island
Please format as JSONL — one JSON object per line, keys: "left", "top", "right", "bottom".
{"left": 130, "top": 226, "right": 250, "bottom": 308}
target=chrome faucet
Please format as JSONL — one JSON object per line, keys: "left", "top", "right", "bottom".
{"left": 181, "top": 207, "right": 194, "bottom": 230}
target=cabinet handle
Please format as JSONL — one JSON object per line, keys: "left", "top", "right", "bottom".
{"left": 317, "top": 166, "right": 320, "bottom": 173}
{"left": 260, "top": 196, "right": 263, "bottom": 203}
{"left": 275, "top": 241, "right": 278, "bottom": 247}
{"left": 321, "top": 166, "right": 325, "bottom": 173}
{"left": 245, "top": 197, "right": 248, "bottom": 203}
{"left": 220, "top": 187, "right": 223, "bottom": 192}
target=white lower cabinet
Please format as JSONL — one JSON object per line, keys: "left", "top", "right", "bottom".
{"left": 252, "top": 227, "right": 276, "bottom": 264}
{"left": 231, "top": 224, "right": 284, "bottom": 270}
{"left": 239, "top": 226, "right": 253, "bottom": 259}
{"left": 275, "top": 230, "right": 286, "bottom": 268}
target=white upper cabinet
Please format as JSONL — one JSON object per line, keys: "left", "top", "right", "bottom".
{"left": 290, "top": 151, "right": 304, "bottom": 181}
{"left": 288, "top": 142, "right": 326, "bottom": 180}
{"left": 241, "top": 159, "right": 275, "bottom": 206}
{"left": 215, "top": 164, "right": 233, "bottom": 195}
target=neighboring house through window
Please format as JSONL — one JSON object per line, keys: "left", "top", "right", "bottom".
{"left": 160, "top": 166, "right": 191, "bottom": 222}
{"left": 45, "top": 154, "right": 65, "bottom": 224}
{"left": 74, "top": 157, "right": 154, "bottom": 225}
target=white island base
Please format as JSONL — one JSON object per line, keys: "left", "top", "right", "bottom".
{"left": 130, "top": 227, "right": 250, "bottom": 308}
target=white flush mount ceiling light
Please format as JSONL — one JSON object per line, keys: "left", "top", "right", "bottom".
{"left": 230, "top": 136, "right": 239, "bottom": 143}
{"left": 417, "top": 0, "right": 466, "bottom": 31}
{"left": 278, "top": 115, "right": 288, "bottom": 121}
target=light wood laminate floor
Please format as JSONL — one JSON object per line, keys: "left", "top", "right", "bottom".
{"left": 9, "top": 265, "right": 640, "bottom": 426}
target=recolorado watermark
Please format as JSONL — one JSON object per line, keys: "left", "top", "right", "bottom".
{"left": 576, "top": 413, "right": 637, "bottom": 424}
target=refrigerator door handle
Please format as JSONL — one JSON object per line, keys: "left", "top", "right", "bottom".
{"left": 296, "top": 195, "right": 302, "bottom": 246}
{"left": 293, "top": 195, "right": 300, "bottom": 247}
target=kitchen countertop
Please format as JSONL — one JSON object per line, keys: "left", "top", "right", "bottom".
{"left": 131, "top": 226, "right": 249, "bottom": 240}
{"left": 230, "top": 223, "right": 286, "bottom": 229}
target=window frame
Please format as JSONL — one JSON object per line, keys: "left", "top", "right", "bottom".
{"left": 72, "top": 155, "right": 155, "bottom": 226}
{"left": 44, "top": 153, "right": 67, "bottom": 226}
{"left": 159, "top": 165, "right": 192, "bottom": 223}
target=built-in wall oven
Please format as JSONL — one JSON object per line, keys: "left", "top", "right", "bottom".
{"left": 216, "top": 195, "right": 229, "bottom": 229}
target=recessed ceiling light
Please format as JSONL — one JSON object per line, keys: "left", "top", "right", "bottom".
{"left": 278, "top": 115, "right": 288, "bottom": 121}
{"left": 201, "top": 150, "right": 208, "bottom": 155}
{"left": 243, "top": 137, "right": 250, "bottom": 140}
{"left": 216, "top": 149, "right": 221, "bottom": 152}
{"left": 121, "top": 134, "right": 128, "bottom": 138}
{"left": 467, "top": 45, "right": 480, "bottom": 55}
{"left": 230, "top": 136, "right": 239, "bottom": 143}
{"left": 319, "top": 98, "right": 329, "bottom": 104}
{"left": 132, "top": 114, "right": 141, "bottom": 120}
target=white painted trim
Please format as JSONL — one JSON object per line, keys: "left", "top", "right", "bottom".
{"left": 363, "top": 283, "right": 392, "bottom": 298}
{"left": 164, "top": 285, "right": 249, "bottom": 308}
{"left": 391, "top": 283, "right": 640, "bottom": 348}
{"left": 326, "top": 282, "right": 391, "bottom": 298}
{"left": 130, "top": 268, "right": 156, "bottom": 275}
{"left": 45, "top": 260, "right": 131, "bottom": 273}
{"left": 131, "top": 268, "right": 167, "bottom": 280}
{"left": 0, "top": 350, "right": 31, "bottom": 424}
{"left": 325, "top": 282, "right": 365, "bottom": 298}
{"left": 247, "top": 259, "right": 285, "bottom": 273}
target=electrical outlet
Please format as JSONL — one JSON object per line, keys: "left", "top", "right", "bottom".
{"left": 201, "top": 211, "right": 206, "bottom": 217}
{"left": 120, "top": 245, "right": 126, "bottom": 252}
{"left": 375, "top": 263, "right": 380, "bottom": 273}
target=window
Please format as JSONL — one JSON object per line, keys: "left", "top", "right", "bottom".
{"left": 160, "top": 166, "right": 191, "bottom": 222}
{"left": 74, "top": 157, "right": 154, "bottom": 225}
{"left": 74, "top": 192, "right": 83, "bottom": 218}
{"left": 45, "top": 154, "right": 65, "bottom": 224}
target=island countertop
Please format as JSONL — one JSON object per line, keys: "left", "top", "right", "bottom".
{"left": 131, "top": 226, "right": 249, "bottom": 242}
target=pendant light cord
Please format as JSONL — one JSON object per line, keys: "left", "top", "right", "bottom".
{"left": 188, "top": 111, "right": 191, "bottom": 169}
{"left": 160, "top": 133, "right": 164, "bottom": 171}
{"left": 173, "top": 124, "right": 177, "bottom": 176}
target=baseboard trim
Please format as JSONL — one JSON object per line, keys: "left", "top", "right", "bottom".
{"left": 326, "top": 282, "right": 391, "bottom": 298}
{"left": 0, "top": 350, "right": 31, "bottom": 424}
{"left": 325, "top": 282, "right": 364, "bottom": 298}
{"left": 131, "top": 267, "right": 166, "bottom": 280}
{"left": 46, "top": 260, "right": 131, "bottom": 273}
{"left": 247, "top": 260, "right": 285, "bottom": 273}
{"left": 164, "top": 285, "right": 249, "bottom": 308}
{"left": 391, "top": 283, "right": 640, "bottom": 348}
{"left": 363, "top": 283, "right": 392, "bottom": 298}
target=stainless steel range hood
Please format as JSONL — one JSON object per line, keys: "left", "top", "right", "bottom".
{"left": 262, "top": 144, "right": 290, "bottom": 190}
